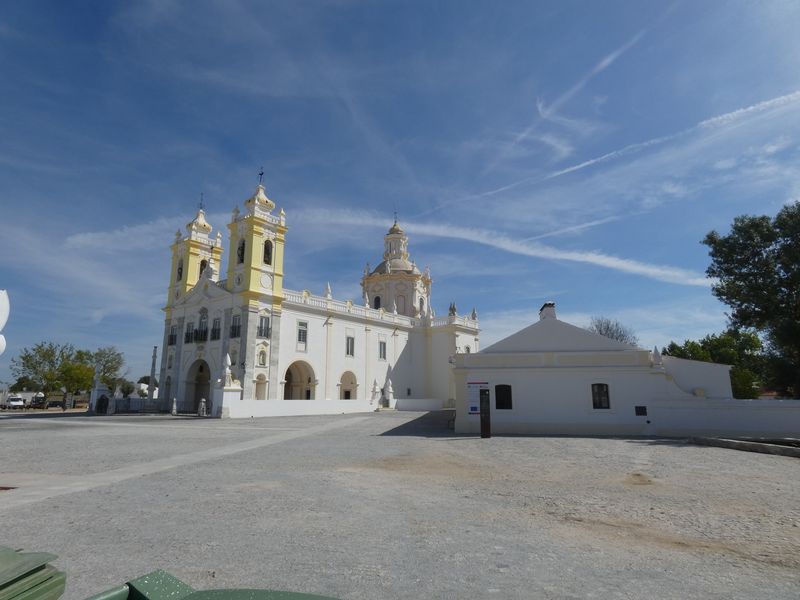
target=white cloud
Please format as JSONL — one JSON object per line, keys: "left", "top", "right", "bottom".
{"left": 293, "top": 208, "right": 710, "bottom": 287}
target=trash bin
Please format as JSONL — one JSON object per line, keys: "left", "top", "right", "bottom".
{"left": 0, "top": 546, "right": 66, "bottom": 600}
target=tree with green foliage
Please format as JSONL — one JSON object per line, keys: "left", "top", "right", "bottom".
{"left": 703, "top": 202, "right": 800, "bottom": 396}
{"left": 10, "top": 343, "right": 126, "bottom": 396}
{"left": 587, "top": 316, "right": 639, "bottom": 346}
{"left": 9, "top": 375, "right": 41, "bottom": 392}
{"left": 93, "top": 347, "right": 126, "bottom": 390}
{"left": 11, "top": 342, "right": 77, "bottom": 396}
{"left": 137, "top": 375, "right": 158, "bottom": 386}
{"left": 663, "top": 329, "right": 764, "bottom": 399}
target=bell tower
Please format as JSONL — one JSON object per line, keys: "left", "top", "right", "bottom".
{"left": 225, "top": 181, "right": 287, "bottom": 306}
{"left": 165, "top": 208, "right": 223, "bottom": 310}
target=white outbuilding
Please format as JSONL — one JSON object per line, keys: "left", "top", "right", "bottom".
{"left": 453, "top": 302, "right": 800, "bottom": 437}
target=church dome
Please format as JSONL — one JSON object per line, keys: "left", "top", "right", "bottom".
{"left": 388, "top": 221, "right": 404, "bottom": 235}
{"left": 371, "top": 258, "right": 420, "bottom": 275}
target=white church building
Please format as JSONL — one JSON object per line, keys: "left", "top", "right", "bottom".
{"left": 158, "top": 181, "right": 479, "bottom": 418}
{"left": 454, "top": 302, "right": 800, "bottom": 437}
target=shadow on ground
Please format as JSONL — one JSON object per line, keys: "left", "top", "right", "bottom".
{"left": 380, "top": 410, "right": 460, "bottom": 438}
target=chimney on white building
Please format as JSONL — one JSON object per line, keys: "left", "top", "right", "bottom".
{"left": 539, "top": 301, "right": 557, "bottom": 321}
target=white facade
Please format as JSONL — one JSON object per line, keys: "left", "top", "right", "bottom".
{"left": 158, "top": 182, "right": 479, "bottom": 418}
{"left": 454, "top": 303, "right": 800, "bottom": 437}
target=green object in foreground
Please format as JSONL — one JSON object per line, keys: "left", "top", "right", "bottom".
{"left": 86, "top": 570, "right": 339, "bottom": 600}
{"left": 0, "top": 546, "right": 66, "bottom": 600}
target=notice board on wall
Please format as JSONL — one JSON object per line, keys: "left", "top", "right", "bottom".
{"left": 467, "top": 381, "right": 488, "bottom": 416}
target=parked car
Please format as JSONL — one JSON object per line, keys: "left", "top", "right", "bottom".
{"left": 30, "top": 395, "right": 66, "bottom": 410}
{"left": 5, "top": 395, "right": 25, "bottom": 410}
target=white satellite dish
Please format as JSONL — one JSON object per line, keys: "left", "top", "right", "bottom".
{"left": 0, "top": 290, "right": 8, "bottom": 356}
{"left": 0, "top": 290, "right": 8, "bottom": 331}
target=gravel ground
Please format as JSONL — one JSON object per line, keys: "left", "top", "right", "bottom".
{"left": 1, "top": 410, "right": 798, "bottom": 599}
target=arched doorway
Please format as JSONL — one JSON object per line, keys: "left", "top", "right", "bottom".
{"left": 186, "top": 359, "right": 211, "bottom": 412}
{"left": 339, "top": 371, "right": 357, "bottom": 399}
{"left": 283, "top": 361, "right": 315, "bottom": 400}
{"left": 255, "top": 373, "right": 267, "bottom": 400}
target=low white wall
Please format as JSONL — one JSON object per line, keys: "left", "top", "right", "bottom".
{"left": 651, "top": 398, "right": 800, "bottom": 438}
{"left": 662, "top": 356, "right": 732, "bottom": 399}
{"left": 223, "top": 397, "right": 375, "bottom": 418}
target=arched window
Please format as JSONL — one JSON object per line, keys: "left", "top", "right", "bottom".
{"left": 263, "top": 240, "right": 273, "bottom": 265}
{"left": 373, "top": 296, "right": 381, "bottom": 310}
{"left": 199, "top": 259, "right": 208, "bottom": 277}
{"left": 176, "top": 259, "right": 183, "bottom": 281}
{"left": 237, "top": 239, "right": 246, "bottom": 264}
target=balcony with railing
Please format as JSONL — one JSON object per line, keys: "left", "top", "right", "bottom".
{"left": 257, "top": 326, "right": 271, "bottom": 338}
{"left": 184, "top": 331, "right": 194, "bottom": 344}
{"left": 210, "top": 327, "right": 221, "bottom": 341}
{"left": 167, "top": 334, "right": 177, "bottom": 346}
{"left": 194, "top": 328, "right": 208, "bottom": 343}
{"left": 230, "top": 324, "right": 241, "bottom": 338}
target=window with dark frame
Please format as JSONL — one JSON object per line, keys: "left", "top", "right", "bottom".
{"left": 210, "top": 318, "right": 221, "bottom": 340}
{"left": 378, "top": 340, "right": 387, "bottom": 360}
{"left": 258, "top": 315, "right": 270, "bottom": 338}
{"left": 346, "top": 335, "right": 355, "bottom": 357}
{"left": 495, "top": 384, "right": 512, "bottom": 410}
{"left": 592, "top": 383, "right": 610, "bottom": 409}
{"left": 184, "top": 322, "right": 195, "bottom": 344}
{"left": 297, "top": 321, "right": 308, "bottom": 344}
{"left": 230, "top": 314, "right": 241, "bottom": 338}
{"left": 263, "top": 240, "right": 273, "bottom": 265}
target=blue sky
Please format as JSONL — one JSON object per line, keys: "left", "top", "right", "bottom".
{"left": 2, "top": 0, "right": 800, "bottom": 385}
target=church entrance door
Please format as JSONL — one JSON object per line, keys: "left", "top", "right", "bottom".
{"left": 186, "top": 359, "right": 211, "bottom": 412}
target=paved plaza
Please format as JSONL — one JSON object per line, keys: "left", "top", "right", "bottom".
{"left": 1, "top": 410, "right": 799, "bottom": 599}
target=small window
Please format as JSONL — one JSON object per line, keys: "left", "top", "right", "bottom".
{"left": 346, "top": 335, "right": 355, "bottom": 357}
{"left": 237, "top": 239, "right": 246, "bottom": 264}
{"left": 258, "top": 315, "right": 270, "bottom": 338}
{"left": 176, "top": 259, "right": 183, "bottom": 282}
{"left": 373, "top": 296, "right": 381, "bottom": 310}
{"left": 230, "top": 314, "right": 241, "bottom": 338}
{"left": 184, "top": 322, "right": 195, "bottom": 344}
{"left": 378, "top": 340, "right": 387, "bottom": 360}
{"left": 635, "top": 405, "right": 647, "bottom": 416}
{"left": 495, "top": 384, "right": 512, "bottom": 410}
{"left": 297, "top": 321, "right": 308, "bottom": 344}
{"left": 263, "top": 240, "right": 273, "bottom": 265}
{"left": 592, "top": 383, "right": 610, "bottom": 409}
{"left": 199, "top": 259, "right": 208, "bottom": 277}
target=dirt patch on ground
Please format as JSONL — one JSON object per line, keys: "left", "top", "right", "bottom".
{"left": 347, "top": 451, "right": 490, "bottom": 480}
{"left": 624, "top": 471, "right": 655, "bottom": 485}
{"left": 559, "top": 514, "right": 800, "bottom": 570}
